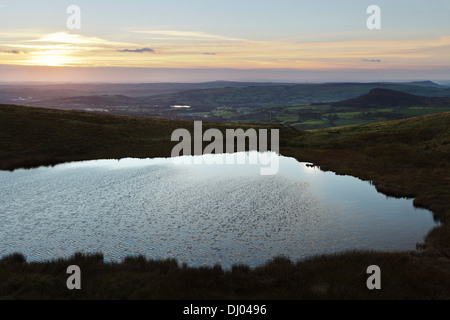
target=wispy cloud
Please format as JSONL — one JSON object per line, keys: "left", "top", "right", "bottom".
{"left": 0, "top": 31, "right": 156, "bottom": 66}
{"left": 29, "top": 32, "right": 136, "bottom": 47}
{"left": 1, "top": 29, "right": 449, "bottom": 70}
{"left": 362, "top": 58, "right": 381, "bottom": 63}
{"left": 0, "top": 49, "right": 23, "bottom": 54}
{"left": 133, "top": 30, "right": 244, "bottom": 42}
{"left": 117, "top": 47, "right": 155, "bottom": 53}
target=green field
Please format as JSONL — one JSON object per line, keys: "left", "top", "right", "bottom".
{"left": 194, "top": 101, "right": 450, "bottom": 130}
{"left": 26, "top": 83, "right": 450, "bottom": 129}
{"left": 274, "top": 106, "right": 450, "bottom": 130}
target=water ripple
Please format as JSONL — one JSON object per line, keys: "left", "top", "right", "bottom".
{"left": 0, "top": 154, "right": 438, "bottom": 269}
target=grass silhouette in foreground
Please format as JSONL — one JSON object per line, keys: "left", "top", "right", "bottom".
{"left": 0, "top": 104, "right": 449, "bottom": 299}
{"left": 1, "top": 251, "right": 449, "bottom": 299}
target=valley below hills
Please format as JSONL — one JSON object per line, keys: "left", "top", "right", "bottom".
{"left": 2, "top": 81, "right": 450, "bottom": 130}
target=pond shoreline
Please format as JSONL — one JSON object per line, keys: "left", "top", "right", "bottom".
{"left": 0, "top": 155, "right": 437, "bottom": 268}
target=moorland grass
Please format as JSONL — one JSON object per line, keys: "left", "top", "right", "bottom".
{"left": 0, "top": 104, "right": 449, "bottom": 299}
{"left": 1, "top": 251, "right": 449, "bottom": 299}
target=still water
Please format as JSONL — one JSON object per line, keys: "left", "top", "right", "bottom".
{"left": 0, "top": 153, "right": 438, "bottom": 268}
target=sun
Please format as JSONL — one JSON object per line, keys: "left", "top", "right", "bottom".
{"left": 28, "top": 50, "right": 73, "bottom": 67}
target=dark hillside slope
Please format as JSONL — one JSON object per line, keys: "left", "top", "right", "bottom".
{"left": 0, "top": 104, "right": 295, "bottom": 170}
{"left": 332, "top": 88, "right": 450, "bottom": 108}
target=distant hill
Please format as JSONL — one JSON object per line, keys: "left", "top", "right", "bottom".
{"left": 139, "top": 83, "right": 450, "bottom": 108}
{"left": 386, "top": 81, "right": 443, "bottom": 88}
{"left": 5, "top": 82, "right": 450, "bottom": 111}
{"left": 436, "top": 80, "right": 450, "bottom": 87}
{"left": 332, "top": 88, "right": 450, "bottom": 108}
{"left": 44, "top": 95, "right": 139, "bottom": 107}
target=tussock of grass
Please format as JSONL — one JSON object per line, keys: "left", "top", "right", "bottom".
{"left": 0, "top": 253, "right": 26, "bottom": 265}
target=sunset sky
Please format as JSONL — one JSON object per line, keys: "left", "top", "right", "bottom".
{"left": 1, "top": 0, "right": 449, "bottom": 82}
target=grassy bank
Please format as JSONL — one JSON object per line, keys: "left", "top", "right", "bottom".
{"left": 1, "top": 251, "right": 449, "bottom": 300}
{"left": 0, "top": 104, "right": 449, "bottom": 299}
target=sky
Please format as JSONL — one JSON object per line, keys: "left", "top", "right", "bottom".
{"left": 0, "top": 0, "right": 449, "bottom": 82}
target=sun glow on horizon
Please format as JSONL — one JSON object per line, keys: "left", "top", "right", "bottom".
{"left": 0, "top": 0, "right": 448, "bottom": 81}
{"left": 26, "top": 50, "right": 73, "bottom": 67}
{"left": 0, "top": 28, "right": 447, "bottom": 70}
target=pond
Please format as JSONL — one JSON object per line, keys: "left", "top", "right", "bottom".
{"left": 0, "top": 152, "right": 438, "bottom": 269}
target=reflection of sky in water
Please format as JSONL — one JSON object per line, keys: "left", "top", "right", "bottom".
{"left": 0, "top": 153, "right": 438, "bottom": 269}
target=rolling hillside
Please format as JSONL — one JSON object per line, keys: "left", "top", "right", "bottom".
{"left": 332, "top": 88, "right": 450, "bottom": 108}
{"left": 9, "top": 82, "right": 450, "bottom": 111}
